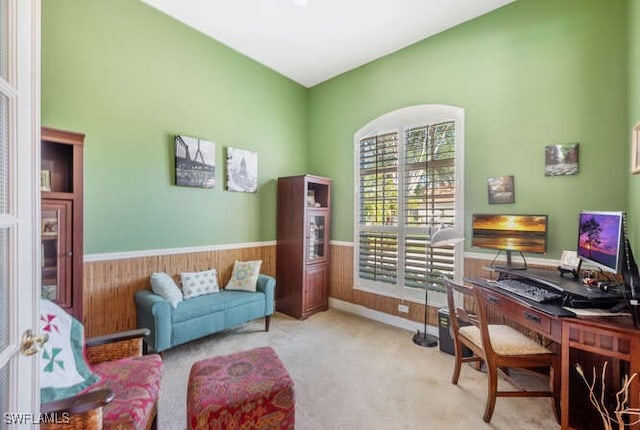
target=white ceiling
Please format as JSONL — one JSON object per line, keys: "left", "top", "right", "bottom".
{"left": 140, "top": 0, "right": 514, "bottom": 87}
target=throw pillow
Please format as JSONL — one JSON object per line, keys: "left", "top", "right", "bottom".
{"left": 150, "top": 272, "right": 183, "bottom": 308}
{"left": 225, "top": 260, "right": 262, "bottom": 292}
{"left": 181, "top": 269, "right": 220, "bottom": 299}
{"left": 40, "top": 298, "right": 100, "bottom": 403}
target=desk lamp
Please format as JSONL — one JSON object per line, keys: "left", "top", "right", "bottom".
{"left": 413, "top": 226, "right": 465, "bottom": 347}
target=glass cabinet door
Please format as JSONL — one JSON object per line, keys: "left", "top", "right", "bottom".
{"left": 307, "top": 211, "right": 327, "bottom": 263}
{"left": 41, "top": 200, "right": 72, "bottom": 308}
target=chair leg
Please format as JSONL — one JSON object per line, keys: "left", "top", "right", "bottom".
{"left": 265, "top": 315, "right": 270, "bottom": 332}
{"left": 483, "top": 365, "right": 498, "bottom": 423}
{"left": 451, "top": 342, "right": 463, "bottom": 385}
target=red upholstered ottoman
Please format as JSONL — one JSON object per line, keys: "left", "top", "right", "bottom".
{"left": 187, "top": 346, "right": 295, "bottom": 430}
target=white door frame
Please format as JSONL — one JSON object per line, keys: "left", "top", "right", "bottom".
{"left": 0, "top": 0, "right": 40, "bottom": 424}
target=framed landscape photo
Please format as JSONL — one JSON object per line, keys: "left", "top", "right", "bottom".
{"left": 487, "top": 175, "right": 515, "bottom": 204}
{"left": 633, "top": 123, "right": 640, "bottom": 174}
{"left": 545, "top": 143, "right": 579, "bottom": 176}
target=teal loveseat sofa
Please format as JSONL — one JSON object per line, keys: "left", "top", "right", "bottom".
{"left": 134, "top": 274, "right": 275, "bottom": 352}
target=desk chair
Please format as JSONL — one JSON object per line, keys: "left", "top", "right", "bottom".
{"left": 443, "top": 277, "right": 559, "bottom": 423}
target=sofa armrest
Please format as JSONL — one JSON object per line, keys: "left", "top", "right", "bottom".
{"left": 134, "top": 290, "right": 172, "bottom": 352}
{"left": 257, "top": 274, "right": 275, "bottom": 316}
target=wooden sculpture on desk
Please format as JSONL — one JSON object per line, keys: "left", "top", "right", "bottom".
{"left": 575, "top": 362, "right": 640, "bottom": 429}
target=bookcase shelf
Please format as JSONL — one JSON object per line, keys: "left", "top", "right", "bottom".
{"left": 41, "top": 127, "right": 84, "bottom": 320}
{"left": 276, "top": 175, "right": 331, "bottom": 319}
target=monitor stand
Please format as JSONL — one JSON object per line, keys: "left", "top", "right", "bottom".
{"left": 491, "top": 250, "right": 528, "bottom": 271}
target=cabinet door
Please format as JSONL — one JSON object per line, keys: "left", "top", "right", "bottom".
{"left": 41, "top": 200, "right": 72, "bottom": 309}
{"left": 306, "top": 210, "right": 328, "bottom": 264}
{"left": 304, "top": 263, "right": 327, "bottom": 313}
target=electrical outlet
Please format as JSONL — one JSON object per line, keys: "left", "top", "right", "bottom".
{"left": 398, "top": 304, "right": 409, "bottom": 313}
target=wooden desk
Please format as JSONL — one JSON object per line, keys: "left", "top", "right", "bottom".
{"left": 466, "top": 278, "right": 640, "bottom": 430}
{"left": 561, "top": 318, "right": 640, "bottom": 430}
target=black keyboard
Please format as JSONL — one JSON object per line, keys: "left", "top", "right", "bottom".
{"left": 493, "top": 278, "right": 564, "bottom": 303}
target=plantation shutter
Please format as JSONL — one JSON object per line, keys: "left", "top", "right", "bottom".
{"left": 358, "top": 132, "right": 398, "bottom": 284}
{"left": 357, "top": 120, "right": 456, "bottom": 291}
{"left": 403, "top": 122, "right": 456, "bottom": 291}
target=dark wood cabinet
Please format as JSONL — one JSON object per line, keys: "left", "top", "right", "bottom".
{"left": 276, "top": 175, "right": 331, "bottom": 319}
{"left": 41, "top": 127, "right": 84, "bottom": 320}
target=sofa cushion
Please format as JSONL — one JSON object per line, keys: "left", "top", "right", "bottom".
{"left": 172, "top": 294, "right": 226, "bottom": 324}
{"left": 181, "top": 269, "right": 219, "bottom": 299}
{"left": 150, "top": 272, "right": 183, "bottom": 308}
{"left": 91, "top": 354, "right": 163, "bottom": 430}
{"left": 219, "top": 290, "right": 265, "bottom": 310}
{"left": 171, "top": 290, "right": 265, "bottom": 324}
{"left": 225, "top": 260, "right": 262, "bottom": 292}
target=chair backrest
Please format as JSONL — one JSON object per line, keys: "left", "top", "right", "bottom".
{"left": 467, "top": 283, "right": 499, "bottom": 357}
{"left": 443, "top": 277, "right": 479, "bottom": 336}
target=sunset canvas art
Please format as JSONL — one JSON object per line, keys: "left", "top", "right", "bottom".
{"left": 471, "top": 214, "right": 548, "bottom": 254}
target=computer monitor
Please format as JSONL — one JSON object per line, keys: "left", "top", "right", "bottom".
{"left": 471, "top": 214, "right": 548, "bottom": 269}
{"left": 577, "top": 211, "right": 624, "bottom": 274}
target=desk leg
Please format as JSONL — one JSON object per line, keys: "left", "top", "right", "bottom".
{"left": 561, "top": 323, "right": 570, "bottom": 430}
{"left": 631, "top": 339, "right": 640, "bottom": 430}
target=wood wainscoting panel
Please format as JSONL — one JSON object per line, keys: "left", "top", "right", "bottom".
{"left": 329, "top": 246, "right": 561, "bottom": 329}
{"left": 329, "top": 244, "right": 436, "bottom": 326}
{"left": 83, "top": 245, "right": 275, "bottom": 337}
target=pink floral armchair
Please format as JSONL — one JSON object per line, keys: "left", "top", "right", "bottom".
{"left": 40, "top": 327, "right": 162, "bottom": 430}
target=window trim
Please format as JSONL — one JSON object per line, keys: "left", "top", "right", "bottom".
{"left": 353, "top": 105, "right": 465, "bottom": 306}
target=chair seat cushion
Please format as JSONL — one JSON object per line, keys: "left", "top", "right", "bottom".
{"left": 90, "top": 354, "right": 163, "bottom": 430}
{"left": 459, "top": 324, "right": 552, "bottom": 355}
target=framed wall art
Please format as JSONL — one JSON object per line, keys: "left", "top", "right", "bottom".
{"left": 40, "top": 169, "right": 51, "bottom": 192}
{"left": 41, "top": 215, "right": 58, "bottom": 237}
{"left": 175, "top": 135, "right": 216, "bottom": 188}
{"left": 487, "top": 175, "right": 515, "bottom": 205}
{"left": 545, "top": 143, "right": 579, "bottom": 176}
{"left": 633, "top": 123, "right": 640, "bottom": 174}
{"left": 226, "top": 147, "right": 258, "bottom": 193}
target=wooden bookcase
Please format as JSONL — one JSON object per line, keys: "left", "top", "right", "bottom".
{"left": 41, "top": 127, "right": 84, "bottom": 320}
{"left": 276, "top": 175, "right": 331, "bottom": 319}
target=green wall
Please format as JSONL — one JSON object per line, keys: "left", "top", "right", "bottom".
{"left": 629, "top": 0, "right": 640, "bottom": 252}
{"left": 42, "top": 0, "right": 308, "bottom": 254}
{"left": 43, "top": 0, "right": 635, "bottom": 259}
{"left": 308, "top": 0, "right": 629, "bottom": 259}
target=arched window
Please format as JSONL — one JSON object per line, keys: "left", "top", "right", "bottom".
{"left": 354, "top": 105, "right": 464, "bottom": 304}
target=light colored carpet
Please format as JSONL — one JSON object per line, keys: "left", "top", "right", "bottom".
{"left": 158, "top": 309, "right": 559, "bottom": 429}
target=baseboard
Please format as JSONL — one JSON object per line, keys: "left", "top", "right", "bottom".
{"left": 328, "top": 297, "right": 439, "bottom": 337}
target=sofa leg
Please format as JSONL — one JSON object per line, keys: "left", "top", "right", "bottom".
{"left": 265, "top": 315, "right": 270, "bottom": 332}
